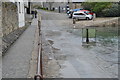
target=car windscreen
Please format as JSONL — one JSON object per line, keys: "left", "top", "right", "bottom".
{"left": 73, "top": 8, "right": 83, "bottom": 11}
{"left": 84, "top": 11, "right": 90, "bottom": 13}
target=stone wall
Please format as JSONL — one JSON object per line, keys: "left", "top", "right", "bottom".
{"left": 95, "top": 18, "right": 119, "bottom": 27}
{"left": 0, "top": 2, "right": 2, "bottom": 55}
{"left": 69, "top": 3, "right": 83, "bottom": 9}
{"left": 2, "top": 2, "right": 32, "bottom": 55}
{"left": 33, "top": 2, "right": 68, "bottom": 13}
{"left": 2, "top": 2, "right": 18, "bottom": 36}
{"left": 0, "top": 3, "right": 2, "bottom": 80}
{"left": 0, "top": 2, "right": 2, "bottom": 37}
{"left": 33, "top": 2, "right": 83, "bottom": 13}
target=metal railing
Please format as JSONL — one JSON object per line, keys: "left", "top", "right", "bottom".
{"left": 34, "top": 13, "right": 43, "bottom": 80}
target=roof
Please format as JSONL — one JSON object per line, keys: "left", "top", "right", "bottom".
{"left": 73, "top": 11, "right": 85, "bottom": 13}
{"left": 80, "top": 10, "right": 89, "bottom": 11}
{"left": 72, "top": 8, "right": 83, "bottom": 11}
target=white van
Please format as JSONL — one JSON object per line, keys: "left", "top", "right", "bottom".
{"left": 73, "top": 11, "right": 93, "bottom": 20}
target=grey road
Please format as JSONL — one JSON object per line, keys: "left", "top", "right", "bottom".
{"left": 39, "top": 10, "right": 118, "bottom": 78}
{"left": 2, "top": 19, "right": 37, "bottom": 78}
{"left": 39, "top": 10, "right": 69, "bottom": 20}
{"left": 2, "top": 9, "right": 118, "bottom": 78}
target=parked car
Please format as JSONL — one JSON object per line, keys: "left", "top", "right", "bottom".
{"left": 80, "top": 10, "right": 94, "bottom": 16}
{"left": 73, "top": 11, "right": 93, "bottom": 20}
{"left": 67, "top": 8, "right": 83, "bottom": 18}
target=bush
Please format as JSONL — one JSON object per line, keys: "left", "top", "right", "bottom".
{"left": 81, "top": 2, "right": 120, "bottom": 17}
{"left": 36, "top": 6, "right": 47, "bottom": 10}
{"left": 102, "top": 3, "right": 120, "bottom": 17}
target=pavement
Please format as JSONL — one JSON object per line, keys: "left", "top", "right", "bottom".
{"left": 39, "top": 10, "right": 118, "bottom": 78}
{"left": 2, "top": 18, "right": 37, "bottom": 78}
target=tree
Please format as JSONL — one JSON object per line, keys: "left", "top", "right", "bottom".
{"left": 81, "top": 2, "right": 112, "bottom": 16}
{"left": 102, "top": 3, "right": 120, "bottom": 17}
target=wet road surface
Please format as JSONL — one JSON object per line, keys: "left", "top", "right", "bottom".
{"left": 39, "top": 10, "right": 118, "bottom": 78}
{"left": 2, "top": 9, "right": 118, "bottom": 78}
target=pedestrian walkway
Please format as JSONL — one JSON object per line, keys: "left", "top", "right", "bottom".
{"left": 2, "top": 18, "right": 37, "bottom": 78}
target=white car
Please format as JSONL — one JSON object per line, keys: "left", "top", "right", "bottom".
{"left": 73, "top": 11, "right": 93, "bottom": 20}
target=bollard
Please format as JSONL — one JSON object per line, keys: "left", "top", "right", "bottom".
{"left": 73, "top": 18, "right": 76, "bottom": 28}
{"left": 59, "top": 6, "right": 61, "bottom": 13}
{"left": 73, "top": 18, "right": 76, "bottom": 24}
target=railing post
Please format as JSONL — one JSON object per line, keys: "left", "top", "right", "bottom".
{"left": 86, "top": 28, "right": 89, "bottom": 43}
{"left": 38, "top": 13, "right": 41, "bottom": 35}
{"left": 34, "top": 75, "right": 43, "bottom": 80}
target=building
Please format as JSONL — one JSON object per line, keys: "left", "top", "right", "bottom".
{"left": 8, "top": 0, "right": 32, "bottom": 27}
{"left": 1, "top": 0, "right": 32, "bottom": 54}
{"left": 17, "top": 0, "right": 25, "bottom": 27}
{"left": 1, "top": 0, "right": 32, "bottom": 35}
{"left": 68, "top": 2, "right": 83, "bottom": 9}
{"left": 34, "top": 0, "right": 84, "bottom": 13}
{"left": 2, "top": 2, "right": 18, "bottom": 36}
{"left": 67, "top": 0, "right": 84, "bottom": 9}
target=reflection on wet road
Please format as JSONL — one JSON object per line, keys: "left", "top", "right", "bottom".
{"left": 39, "top": 10, "right": 118, "bottom": 78}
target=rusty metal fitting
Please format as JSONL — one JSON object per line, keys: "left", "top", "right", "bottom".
{"left": 34, "top": 75, "right": 43, "bottom": 80}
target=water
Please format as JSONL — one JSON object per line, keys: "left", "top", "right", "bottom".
{"left": 66, "top": 27, "right": 118, "bottom": 77}
{"left": 67, "top": 27, "right": 118, "bottom": 46}
{"left": 67, "top": 26, "right": 118, "bottom": 61}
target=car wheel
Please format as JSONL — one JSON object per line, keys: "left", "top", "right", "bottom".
{"left": 90, "top": 17, "right": 93, "bottom": 20}
{"left": 76, "top": 18, "right": 79, "bottom": 21}
{"left": 68, "top": 14, "right": 72, "bottom": 18}
{"left": 86, "top": 17, "right": 89, "bottom": 20}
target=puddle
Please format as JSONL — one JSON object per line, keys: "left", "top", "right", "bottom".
{"left": 66, "top": 27, "right": 118, "bottom": 47}
{"left": 66, "top": 27, "right": 118, "bottom": 62}
{"left": 64, "top": 27, "right": 118, "bottom": 77}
